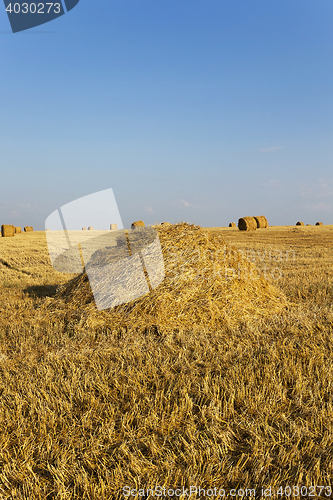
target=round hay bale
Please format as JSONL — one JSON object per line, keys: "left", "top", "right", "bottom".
{"left": 131, "top": 220, "right": 145, "bottom": 229}
{"left": 238, "top": 217, "right": 257, "bottom": 231}
{"left": 315, "top": 222, "right": 323, "bottom": 226}
{"left": 1, "top": 225, "right": 15, "bottom": 237}
{"left": 15, "top": 227, "right": 21, "bottom": 234}
{"left": 24, "top": 226, "right": 33, "bottom": 232}
{"left": 229, "top": 222, "right": 236, "bottom": 228}
{"left": 88, "top": 226, "right": 94, "bottom": 231}
{"left": 82, "top": 227, "right": 87, "bottom": 231}
{"left": 254, "top": 216, "right": 268, "bottom": 228}
{"left": 296, "top": 221, "right": 304, "bottom": 226}
{"left": 306, "top": 224, "right": 311, "bottom": 226}
{"left": 110, "top": 224, "right": 118, "bottom": 230}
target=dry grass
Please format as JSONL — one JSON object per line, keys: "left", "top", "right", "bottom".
{"left": 0, "top": 225, "right": 333, "bottom": 498}
{"left": 40, "top": 224, "right": 287, "bottom": 335}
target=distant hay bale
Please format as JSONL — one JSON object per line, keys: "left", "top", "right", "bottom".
{"left": 306, "top": 224, "right": 311, "bottom": 226}
{"left": 229, "top": 222, "right": 236, "bottom": 227}
{"left": 1, "top": 225, "right": 15, "bottom": 237}
{"left": 82, "top": 227, "right": 87, "bottom": 231}
{"left": 131, "top": 220, "right": 145, "bottom": 229}
{"left": 238, "top": 217, "right": 257, "bottom": 231}
{"left": 88, "top": 226, "right": 94, "bottom": 231}
{"left": 296, "top": 221, "right": 304, "bottom": 226}
{"left": 15, "top": 227, "right": 21, "bottom": 234}
{"left": 46, "top": 228, "right": 50, "bottom": 231}
{"left": 161, "top": 222, "right": 171, "bottom": 226}
{"left": 254, "top": 216, "right": 268, "bottom": 228}
{"left": 316, "top": 222, "right": 323, "bottom": 226}
{"left": 110, "top": 224, "right": 118, "bottom": 230}
{"left": 24, "top": 226, "right": 33, "bottom": 232}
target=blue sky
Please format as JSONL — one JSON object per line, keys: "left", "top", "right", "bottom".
{"left": 0, "top": 0, "right": 332, "bottom": 229}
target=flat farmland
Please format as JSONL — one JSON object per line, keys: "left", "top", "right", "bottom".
{"left": 0, "top": 225, "right": 332, "bottom": 499}
{"left": 205, "top": 225, "right": 333, "bottom": 304}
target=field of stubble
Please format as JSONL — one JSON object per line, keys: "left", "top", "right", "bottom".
{"left": 0, "top": 225, "right": 333, "bottom": 499}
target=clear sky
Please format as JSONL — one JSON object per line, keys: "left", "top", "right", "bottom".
{"left": 1, "top": 0, "right": 332, "bottom": 229}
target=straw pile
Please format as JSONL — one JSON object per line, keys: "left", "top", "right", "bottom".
{"left": 254, "top": 215, "right": 268, "bottom": 228}
{"left": 15, "top": 227, "right": 21, "bottom": 234}
{"left": 131, "top": 220, "right": 145, "bottom": 229}
{"left": 296, "top": 222, "right": 304, "bottom": 226}
{"left": 229, "top": 222, "right": 236, "bottom": 227}
{"left": 316, "top": 222, "right": 323, "bottom": 226}
{"left": 1, "top": 225, "right": 15, "bottom": 237}
{"left": 238, "top": 216, "right": 257, "bottom": 231}
{"left": 24, "top": 226, "right": 33, "bottom": 232}
{"left": 41, "top": 223, "right": 287, "bottom": 335}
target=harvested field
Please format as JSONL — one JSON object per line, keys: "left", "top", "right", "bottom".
{"left": 0, "top": 224, "right": 333, "bottom": 497}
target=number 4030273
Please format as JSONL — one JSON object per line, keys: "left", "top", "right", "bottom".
{"left": 5, "top": 3, "right": 61, "bottom": 14}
